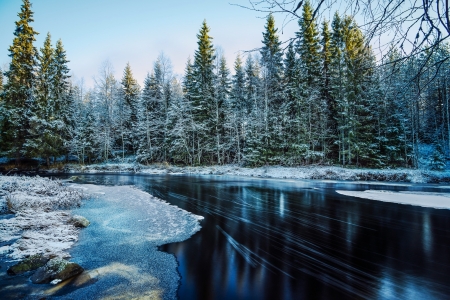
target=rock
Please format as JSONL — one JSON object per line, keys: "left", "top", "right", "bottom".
{"left": 69, "top": 215, "right": 90, "bottom": 228}
{"left": 7, "top": 254, "right": 49, "bottom": 275}
{"left": 30, "top": 258, "right": 84, "bottom": 284}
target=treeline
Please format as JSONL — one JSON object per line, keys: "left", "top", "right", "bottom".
{"left": 0, "top": 0, "right": 449, "bottom": 169}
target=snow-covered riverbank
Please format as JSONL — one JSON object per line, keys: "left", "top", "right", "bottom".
{"left": 58, "top": 163, "right": 450, "bottom": 183}
{"left": 0, "top": 176, "right": 85, "bottom": 260}
{"left": 0, "top": 175, "right": 204, "bottom": 298}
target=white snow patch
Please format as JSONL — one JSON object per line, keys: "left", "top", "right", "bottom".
{"left": 0, "top": 175, "right": 86, "bottom": 260}
{"left": 50, "top": 279, "right": 62, "bottom": 285}
{"left": 336, "top": 190, "right": 450, "bottom": 209}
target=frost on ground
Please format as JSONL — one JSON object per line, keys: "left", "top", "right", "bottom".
{"left": 62, "top": 163, "right": 450, "bottom": 183}
{"left": 0, "top": 175, "right": 85, "bottom": 260}
{"left": 336, "top": 190, "right": 450, "bottom": 209}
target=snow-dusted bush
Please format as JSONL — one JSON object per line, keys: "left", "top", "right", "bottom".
{"left": 0, "top": 175, "right": 83, "bottom": 213}
{"left": 0, "top": 175, "right": 87, "bottom": 260}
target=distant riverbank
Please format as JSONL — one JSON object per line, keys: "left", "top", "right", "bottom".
{"left": 44, "top": 163, "right": 450, "bottom": 184}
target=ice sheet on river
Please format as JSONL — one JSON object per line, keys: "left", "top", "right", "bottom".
{"left": 336, "top": 190, "right": 450, "bottom": 209}
{"left": 55, "top": 184, "right": 203, "bottom": 300}
{"left": 73, "top": 184, "right": 204, "bottom": 243}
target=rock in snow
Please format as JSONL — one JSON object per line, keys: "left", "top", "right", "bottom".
{"left": 69, "top": 215, "right": 90, "bottom": 228}
{"left": 30, "top": 258, "right": 84, "bottom": 284}
{"left": 6, "top": 253, "right": 49, "bottom": 275}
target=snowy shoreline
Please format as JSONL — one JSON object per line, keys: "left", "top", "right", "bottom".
{"left": 0, "top": 175, "right": 204, "bottom": 298}
{"left": 0, "top": 175, "right": 86, "bottom": 260}
{"left": 54, "top": 163, "right": 450, "bottom": 184}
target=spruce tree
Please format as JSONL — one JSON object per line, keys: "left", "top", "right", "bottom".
{"left": 1, "top": 0, "right": 38, "bottom": 164}
{"left": 320, "top": 20, "right": 338, "bottom": 159}
{"left": 77, "top": 92, "right": 98, "bottom": 164}
{"left": 231, "top": 55, "right": 245, "bottom": 111}
{"left": 244, "top": 55, "right": 260, "bottom": 115}
{"left": 331, "top": 16, "right": 381, "bottom": 166}
{"left": 192, "top": 20, "right": 216, "bottom": 164}
{"left": 227, "top": 55, "right": 246, "bottom": 163}
{"left": 165, "top": 60, "right": 197, "bottom": 165}
{"left": 119, "top": 63, "right": 140, "bottom": 158}
{"left": 214, "top": 56, "right": 230, "bottom": 164}
{"left": 260, "top": 14, "right": 284, "bottom": 164}
{"left": 244, "top": 54, "right": 263, "bottom": 165}
{"left": 320, "top": 20, "right": 331, "bottom": 109}
{"left": 284, "top": 43, "right": 298, "bottom": 106}
{"left": 430, "top": 143, "right": 446, "bottom": 170}
{"left": 167, "top": 77, "right": 195, "bottom": 165}
{"left": 52, "top": 39, "right": 70, "bottom": 116}
{"left": 36, "top": 33, "right": 54, "bottom": 112}
{"left": 283, "top": 43, "right": 304, "bottom": 164}
{"left": 182, "top": 57, "right": 195, "bottom": 106}
{"left": 137, "top": 73, "right": 158, "bottom": 163}
{"left": 329, "top": 13, "right": 346, "bottom": 164}
{"left": 296, "top": 2, "right": 326, "bottom": 162}
{"left": 26, "top": 32, "right": 59, "bottom": 166}
{"left": 152, "top": 59, "right": 166, "bottom": 161}
{"left": 297, "top": 1, "right": 321, "bottom": 86}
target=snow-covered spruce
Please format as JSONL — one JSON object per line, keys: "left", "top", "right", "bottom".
{"left": 0, "top": 175, "right": 86, "bottom": 260}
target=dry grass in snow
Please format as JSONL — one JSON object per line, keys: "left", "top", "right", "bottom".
{"left": 0, "top": 175, "right": 85, "bottom": 260}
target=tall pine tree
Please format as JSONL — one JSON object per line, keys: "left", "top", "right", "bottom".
{"left": 119, "top": 63, "right": 140, "bottom": 159}
{"left": 1, "top": 0, "right": 38, "bottom": 164}
{"left": 259, "top": 14, "right": 284, "bottom": 164}
{"left": 214, "top": 55, "right": 230, "bottom": 164}
{"left": 26, "top": 33, "right": 60, "bottom": 165}
{"left": 191, "top": 20, "right": 216, "bottom": 164}
{"left": 296, "top": 2, "right": 327, "bottom": 162}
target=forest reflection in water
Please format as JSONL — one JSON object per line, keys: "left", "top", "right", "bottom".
{"left": 70, "top": 174, "right": 450, "bottom": 300}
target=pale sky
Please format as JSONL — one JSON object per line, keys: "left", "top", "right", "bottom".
{"left": 0, "top": 0, "right": 298, "bottom": 88}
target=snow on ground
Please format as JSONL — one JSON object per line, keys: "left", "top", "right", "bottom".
{"left": 61, "top": 163, "right": 450, "bottom": 183}
{"left": 336, "top": 190, "right": 450, "bottom": 209}
{"left": 0, "top": 175, "right": 85, "bottom": 260}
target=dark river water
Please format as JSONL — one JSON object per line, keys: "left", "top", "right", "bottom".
{"left": 52, "top": 173, "right": 450, "bottom": 300}
{"left": 0, "top": 174, "right": 450, "bottom": 300}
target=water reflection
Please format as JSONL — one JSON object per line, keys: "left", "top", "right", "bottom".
{"left": 56, "top": 174, "right": 450, "bottom": 299}
{"left": 422, "top": 212, "right": 432, "bottom": 256}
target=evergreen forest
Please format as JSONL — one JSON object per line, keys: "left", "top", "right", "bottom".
{"left": 1, "top": 0, "right": 449, "bottom": 170}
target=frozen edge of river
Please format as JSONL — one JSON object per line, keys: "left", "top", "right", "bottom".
{"left": 54, "top": 163, "right": 450, "bottom": 183}
{"left": 58, "top": 184, "right": 204, "bottom": 299}
{"left": 70, "top": 183, "right": 204, "bottom": 245}
{"left": 0, "top": 176, "right": 204, "bottom": 299}
{"left": 336, "top": 190, "right": 450, "bottom": 209}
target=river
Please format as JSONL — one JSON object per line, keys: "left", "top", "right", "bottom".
{"left": 3, "top": 173, "right": 450, "bottom": 299}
